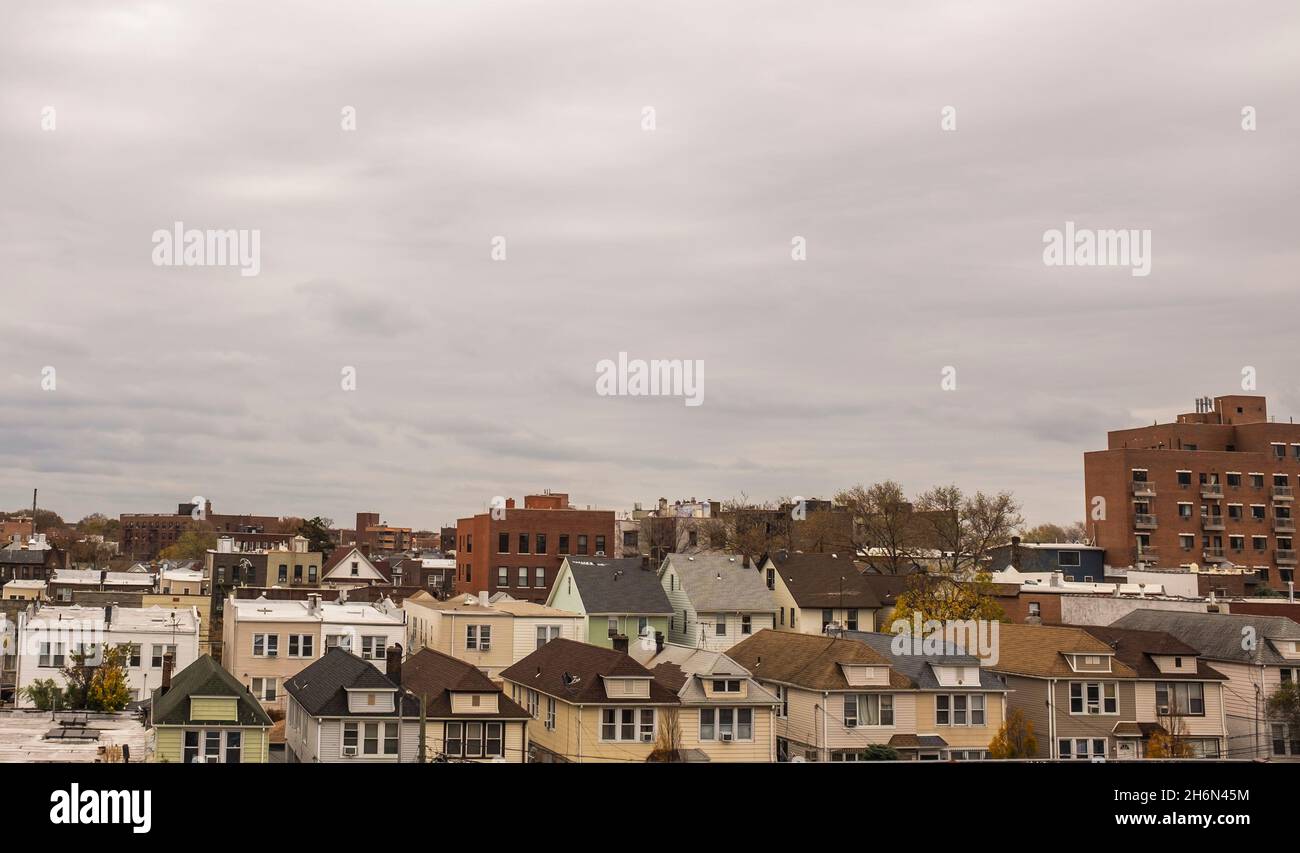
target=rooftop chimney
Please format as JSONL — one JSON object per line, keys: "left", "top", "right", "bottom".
{"left": 654, "top": 630, "right": 664, "bottom": 653}
{"left": 612, "top": 635, "right": 629, "bottom": 654}
{"left": 1010, "top": 536, "right": 1022, "bottom": 570}
{"left": 386, "top": 643, "right": 403, "bottom": 685}
{"left": 161, "top": 652, "right": 174, "bottom": 694}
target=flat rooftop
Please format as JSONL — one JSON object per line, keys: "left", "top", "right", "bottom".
{"left": 0, "top": 711, "right": 152, "bottom": 763}
{"left": 228, "top": 596, "right": 404, "bottom": 625}
{"left": 24, "top": 604, "right": 199, "bottom": 633}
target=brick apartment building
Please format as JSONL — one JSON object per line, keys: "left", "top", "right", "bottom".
{"left": 1084, "top": 394, "right": 1300, "bottom": 589}
{"left": 120, "top": 501, "right": 289, "bottom": 559}
{"left": 454, "top": 492, "right": 615, "bottom": 603}
{"left": 354, "top": 512, "right": 413, "bottom": 553}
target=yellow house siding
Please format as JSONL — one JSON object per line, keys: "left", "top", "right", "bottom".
{"left": 190, "top": 697, "right": 239, "bottom": 722}
{"left": 677, "top": 705, "right": 775, "bottom": 762}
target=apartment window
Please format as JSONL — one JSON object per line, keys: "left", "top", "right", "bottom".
{"left": 536, "top": 625, "right": 560, "bottom": 648}
{"left": 465, "top": 535, "right": 472, "bottom": 553}
{"left": 559, "top": 534, "right": 570, "bottom": 554}
{"left": 714, "top": 615, "right": 727, "bottom": 636}
{"left": 1028, "top": 602, "right": 1041, "bottom": 618}
{"left": 497, "top": 567, "right": 509, "bottom": 587}
{"left": 1177, "top": 503, "right": 1193, "bottom": 519}
{"left": 349, "top": 560, "right": 360, "bottom": 577}
{"left": 128, "top": 644, "right": 141, "bottom": 667}
{"left": 534, "top": 567, "right": 545, "bottom": 588}
{"left": 546, "top": 697, "right": 556, "bottom": 731}
{"left": 577, "top": 535, "right": 589, "bottom": 555}
{"left": 741, "top": 614, "right": 753, "bottom": 634}
{"left": 1177, "top": 471, "right": 1192, "bottom": 486}
{"left": 225, "top": 731, "right": 242, "bottom": 763}
{"left": 1230, "top": 535, "right": 1245, "bottom": 551}
{"left": 623, "top": 530, "right": 638, "bottom": 549}
{"left": 607, "top": 616, "right": 620, "bottom": 638}
{"left": 936, "top": 694, "right": 985, "bottom": 725}
{"left": 535, "top": 533, "right": 547, "bottom": 555}
{"left": 444, "top": 722, "right": 462, "bottom": 757}
{"left": 712, "top": 679, "right": 741, "bottom": 693}
{"left": 1227, "top": 472, "right": 1242, "bottom": 487}
{"left": 498, "top": 532, "right": 510, "bottom": 554}
{"left": 360, "top": 635, "right": 386, "bottom": 660}
{"left": 843, "top": 694, "right": 893, "bottom": 727}
{"left": 1275, "top": 444, "right": 1288, "bottom": 459}
{"left": 38, "top": 642, "right": 65, "bottom": 667}
{"left": 527, "top": 689, "right": 539, "bottom": 718}
{"left": 1058, "top": 551, "right": 1081, "bottom": 567}
{"left": 600, "top": 708, "right": 656, "bottom": 742}
{"left": 251, "top": 677, "right": 277, "bottom": 701}
{"left": 289, "top": 634, "right": 315, "bottom": 658}
{"left": 770, "top": 683, "right": 788, "bottom": 718}
{"left": 699, "top": 708, "right": 753, "bottom": 741}
{"left": 1059, "top": 738, "right": 1108, "bottom": 760}
{"left": 595, "top": 536, "right": 606, "bottom": 555}
{"left": 766, "top": 568, "right": 775, "bottom": 590}
{"left": 1155, "top": 682, "right": 1205, "bottom": 716}
{"left": 1179, "top": 534, "right": 1195, "bottom": 550}
{"left": 1252, "top": 474, "right": 1266, "bottom": 488}
{"left": 293, "top": 564, "right": 303, "bottom": 582}
{"left": 325, "top": 633, "right": 352, "bottom": 651}
{"left": 518, "top": 533, "right": 530, "bottom": 554}
{"left": 637, "top": 616, "right": 649, "bottom": 637}
{"left": 465, "top": 625, "right": 491, "bottom": 651}
{"left": 1254, "top": 535, "right": 1269, "bottom": 551}
{"left": 1069, "top": 682, "right": 1118, "bottom": 715}
{"left": 1228, "top": 504, "right": 1243, "bottom": 520}
{"left": 152, "top": 643, "right": 177, "bottom": 667}
{"left": 511, "top": 566, "right": 525, "bottom": 588}
{"left": 277, "top": 564, "right": 288, "bottom": 583}
{"left": 1277, "top": 474, "right": 1290, "bottom": 487}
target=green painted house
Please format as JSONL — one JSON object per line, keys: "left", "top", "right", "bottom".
{"left": 546, "top": 557, "right": 672, "bottom": 651}
{"left": 151, "top": 654, "right": 273, "bottom": 763}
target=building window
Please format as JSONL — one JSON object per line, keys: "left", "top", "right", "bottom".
{"left": 770, "top": 683, "right": 788, "bottom": 718}
{"left": 516, "top": 566, "right": 527, "bottom": 587}
{"left": 741, "top": 614, "right": 753, "bottom": 634}
{"left": 559, "top": 535, "right": 570, "bottom": 555}
{"left": 1069, "top": 682, "right": 1118, "bottom": 715}
{"left": 535, "top": 533, "right": 547, "bottom": 555}
{"left": 518, "top": 533, "right": 530, "bottom": 554}
{"left": 936, "top": 694, "right": 985, "bottom": 725}
{"left": 536, "top": 625, "right": 560, "bottom": 648}
{"left": 595, "top": 536, "right": 606, "bottom": 555}
{"left": 128, "top": 644, "right": 141, "bottom": 667}
{"left": 577, "top": 535, "right": 589, "bottom": 555}
{"left": 822, "top": 609, "right": 834, "bottom": 631}
{"left": 251, "top": 677, "right": 277, "bottom": 701}
{"left": 497, "top": 566, "right": 509, "bottom": 587}
{"left": 1227, "top": 472, "right": 1242, "bottom": 487}
{"left": 153, "top": 643, "right": 178, "bottom": 667}
{"left": 277, "top": 564, "right": 288, "bottom": 583}
{"left": 288, "top": 634, "right": 314, "bottom": 658}
{"left": 699, "top": 707, "right": 754, "bottom": 741}
{"left": 38, "top": 642, "right": 65, "bottom": 667}
{"left": 498, "top": 532, "right": 509, "bottom": 554}
{"left": 843, "top": 694, "right": 893, "bottom": 727}
{"left": 326, "top": 633, "right": 352, "bottom": 651}
{"left": 712, "top": 679, "right": 741, "bottom": 693}
{"left": 546, "top": 697, "right": 556, "bottom": 730}
{"left": 1028, "top": 602, "right": 1041, "bottom": 617}
{"left": 465, "top": 625, "right": 491, "bottom": 651}
{"left": 1059, "top": 738, "right": 1107, "bottom": 760}
{"left": 1155, "top": 682, "right": 1205, "bottom": 716}
{"left": 600, "top": 708, "right": 655, "bottom": 742}
{"left": 714, "top": 615, "right": 727, "bottom": 636}
{"left": 225, "top": 731, "right": 242, "bottom": 763}
{"left": 534, "top": 567, "right": 545, "bottom": 588}
{"left": 360, "top": 635, "right": 387, "bottom": 659}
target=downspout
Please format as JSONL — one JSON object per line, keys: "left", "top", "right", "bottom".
{"left": 1048, "top": 678, "right": 1057, "bottom": 759}
{"left": 821, "top": 691, "right": 829, "bottom": 762}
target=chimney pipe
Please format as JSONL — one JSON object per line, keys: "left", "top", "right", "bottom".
{"left": 161, "top": 652, "right": 174, "bottom": 694}
{"left": 654, "top": 630, "right": 664, "bottom": 653}
{"left": 1010, "top": 536, "right": 1021, "bottom": 570}
{"left": 612, "top": 635, "right": 629, "bottom": 654}
{"left": 386, "top": 643, "right": 403, "bottom": 685}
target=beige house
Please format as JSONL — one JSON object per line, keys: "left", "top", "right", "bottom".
{"left": 1114, "top": 609, "right": 1300, "bottom": 760}
{"left": 2, "top": 580, "right": 46, "bottom": 602}
{"left": 501, "top": 638, "right": 681, "bottom": 762}
{"left": 638, "top": 642, "right": 780, "bottom": 761}
{"left": 402, "top": 591, "right": 583, "bottom": 680}
{"left": 728, "top": 629, "right": 1008, "bottom": 761}
{"left": 401, "top": 648, "right": 531, "bottom": 762}
{"left": 760, "top": 552, "right": 882, "bottom": 635}
{"left": 222, "top": 593, "right": 406, "bottom": 711}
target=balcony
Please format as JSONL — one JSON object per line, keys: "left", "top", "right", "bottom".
{"left": 1201, "top": 483, "right": 1224, "bottom": 499}
{"left": 1275, "top": 518, "right": 1296, "bottom": 533}
{"left": 1134, "top": 514, "right": 1158, "bottom": 530}
{"left": 1274, "top": 486, "right": 1294, "bottom": 501}
{"left": 1200, "top": 515, "right": 1225, "bottom": 531}
{"left": 1131, "top": 480, "right": 1156, "bottom": 497}
{"left": 1277, "top": 549, "right": 1298, "bottom": 565}
{"left": 1132, "top": 547, "right": 1159, "bottom": 564}
{"left": 1202, "top": 547, "right": 1226, "bottom": 561}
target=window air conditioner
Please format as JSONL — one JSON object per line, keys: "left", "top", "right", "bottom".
{"left": 342, "top": 746, "right": 357, "bottom": 757}
{"left": 721, "top": 732, "right": 733, "bottom": 742}
{"left": 641, "top": 733, "right": 654, "bottom": 743}
{"left": 1158, "top": 705, "right": 1170, "bottom": 715}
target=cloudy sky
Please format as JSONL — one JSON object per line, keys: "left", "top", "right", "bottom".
{"left": 1, "top": 1, "right": 1297, "bottom": 530}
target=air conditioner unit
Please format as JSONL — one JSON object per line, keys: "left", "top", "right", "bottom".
{"left": 342, "top": 746, "right": 357, "bottom": 757}
{"left": 720, "top": 732, "right": 733, "bottom": 742}
{"left": 1158, "top": 705, "right": 1170, "bottom": 715}
{"left": 641, "top": 733, "right": 654, "bottom": 743}
{"left": 267, "top": 652, "right": 278, "bottom": 658}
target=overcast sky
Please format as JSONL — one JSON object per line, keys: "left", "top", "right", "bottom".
{"left": 2, "top": 1, "right": 1298, "bottom": 530}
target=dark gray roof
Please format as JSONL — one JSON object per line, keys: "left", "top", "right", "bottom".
{"left": 1112, "top": 609, "right": 1300, "bottom": 666}
{"left": 0, "top": 549, "right": 50, "bottom": 565}
{"left": 841, "top": 630, "right": 1004, "bottom": 690}
{"left": 285, "top": 648, "right": 420, "bottom": 717}
{"left": 564, "top": 557, "right": 672, "bottom": 615}
{"left": 151, "top": 655, "right": 272, "bottom": 727}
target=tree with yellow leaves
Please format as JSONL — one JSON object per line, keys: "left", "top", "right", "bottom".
{"left": 988, "top": 709, "right": 1038, "bottom": 759}
{"left": 87, "top": 644, "right": 132, "bottom": 713}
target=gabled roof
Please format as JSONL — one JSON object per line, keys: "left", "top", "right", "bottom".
{"left": 1112, "top": 609, "right": 1300, "bottom": 666}
{"left": 321, "top": 547, "right": 385, "bottom": 582}
{"left": 726, "top": 629, "right": 909, "bottom": 691}
{"left": 841, "top": 630, "right": 1005, "bottom": 691}
{"left": 499, "top": 638, "right": 680, "bottom": 705}
{"left": 401, "top": 649, "right": 530, "bottom": 719}
{"left": 641, "top": 644, "right": 780, "bottom": 705}
{"left": 768, "top": 553, "right": 881, "bottom": 609}
{"left": 561, "top": 557, "right": 672, "bottom": 615}
{"left": 983, "top": 623, "right": 1138, "bottom": 679}
{"left": 151, "top": 655, "right": 272, "bottom": 727}
{"left": 1078, "top": 625, "right": 1227, "bottom": 681}
{"left": 662, "top": 553, "right": 777, "bottom": 612}
{"left": 284, "top": 648, "right": 419, "bottom": 717}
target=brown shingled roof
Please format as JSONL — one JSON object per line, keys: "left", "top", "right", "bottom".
{"left": 983, "top": 623, "right": 1138, "bottom": 679}
{"left": 1076, "top": 625, "right": 1228, "bottom": 681}
{"left": 402, "top": 648, "right": 531, "bottom": 719}
{"left": 725, "top": 629, "right": 911, "bottom": 690}
{"left": 499, "top": 638, "right": 680, "bottom": 705}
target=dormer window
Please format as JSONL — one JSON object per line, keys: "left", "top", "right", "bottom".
{"left": 712, "top": 679, "right": 741, "bottom": 693}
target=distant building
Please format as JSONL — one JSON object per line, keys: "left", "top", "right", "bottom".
{"left": 120, "top": 500, "right": 288, "bottom": 559}
{"left": 986, "top": 537, "right": 1106, "bottom": 582}
{"left": 1085, "top": 394, "right": 1300, "bottom": 588}
{"left": 454, "top": 492, "right": 615, "bottom": 603}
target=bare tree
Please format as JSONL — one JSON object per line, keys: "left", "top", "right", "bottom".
{"left": 837, "top": 482, "right": 926, "bottom": 574}
{"left": 914, "top": 485, "right": 1023, "bottom": 575}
